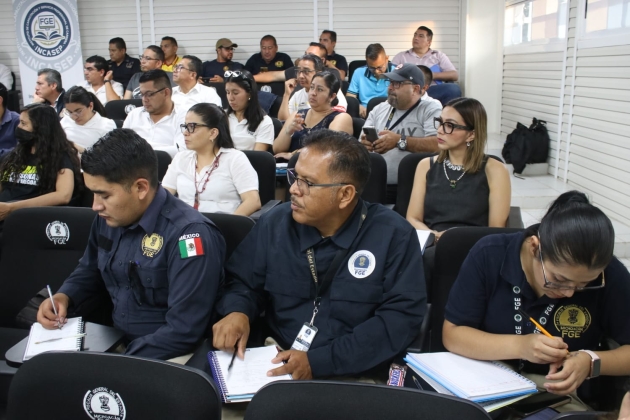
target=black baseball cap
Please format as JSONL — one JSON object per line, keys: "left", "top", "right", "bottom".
{"left": 382, "top": 63, "right": 425, "bottom": 86}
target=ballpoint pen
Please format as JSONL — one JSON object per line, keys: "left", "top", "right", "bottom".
{"left": 228, "top": 340, "right": 240, "bottom": 372}
{"left": 35, "top": 333, "right": 86, "bottom": 344}
{"left": 47, "top": 284, "right": 62, "bottom": 330}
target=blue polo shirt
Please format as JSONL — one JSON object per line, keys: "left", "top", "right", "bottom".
{"left": 445, "top": 231, "right": 630, "bottom": 369}
{"left": 58, "top": 186, "right": 226, "bottom": 360}
{"left": 347, "top": 63, "right": 395, "bottom": 107}
{"left": 217, "top": 199, "right": 427, "bottom": 378}
{"left": 0, "top": 109, "right": 19, "bottom": 157}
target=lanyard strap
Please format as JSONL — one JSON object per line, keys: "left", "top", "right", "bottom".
{"left": 512, "top": 286, "right": 556, "bottom": 335}
{"left": 385, "top": 98, "right": 422, "bottom": 131}
{"left": 305, "top": 203, "right": 368, "bottom": 325}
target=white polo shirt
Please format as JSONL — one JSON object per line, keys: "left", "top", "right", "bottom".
{"left": 84, "top": 81, "right": 124, "bottom": 105}
{"left": 61, "top": 112, "right": 117, "bottom": 149}
{"left": 288, "top": 87, "right": 348, "bottom": 115}
{"left": 162, "top": 148, "right": 258, "bottom": 214}
{"left": 228, "top": 114, "right": 274, "bottom": 151}
{"left": 122, "top": 104, "right": 185, "bottom": 157}
{"left": 171, "top": 83, "right": 222, "bottom": 111}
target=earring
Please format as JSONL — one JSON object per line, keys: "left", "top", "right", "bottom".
{"left": 248, "top": 97, "right": 251, "bottom": 101}
{"left": 466, "top": 142, "right": 471, "bottom": 147}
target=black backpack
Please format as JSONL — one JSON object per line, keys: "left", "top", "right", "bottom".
{"left": 502, "top": 118, "right": 550, "bottom": 174}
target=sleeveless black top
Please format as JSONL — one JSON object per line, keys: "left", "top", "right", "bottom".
{"left": 423, "top": 155, "right": 493, "bottom": 231}
{"left": 289, "top": 108, "right": 341, "bottom": 152}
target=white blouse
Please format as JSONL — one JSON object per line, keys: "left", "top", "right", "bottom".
{"left": 162, "top": 148, "right": 259, "bottom": 214}
{"left": 60, "top": 112, "right": 117, "bottom": 149}
{"left": 228, "top": 113, "right": 274, "bottom": 151}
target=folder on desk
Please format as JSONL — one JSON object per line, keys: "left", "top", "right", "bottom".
{"left": 405, "top": 352, "right": 537, "bottom": 403}
{"left": 208, "top": 346, "right": 292, "bottom": 403}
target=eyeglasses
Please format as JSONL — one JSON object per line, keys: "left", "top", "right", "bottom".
{"left": 389, "top": 81, "right": 414, "bottom": 89}
{"left": 174, "top": 65, "right": 193, "bottom": 73}
{"left": 139, "top": 55, "right": 159, "bottom": 61}
{"left": 287, "top": 168, "right": 350, "bottom": 196}
{"left": 433, "top": 117, "right": 473, "bottom": 134}
{"left": 138, "top": 87, "right": 167, "bottom": 99}
{"left": 538, "top": 236, "right": 606, "bottom": 291}
{"left": 367, "top": 63, "right": 388, "bottom": 73}
{"left": 84, "top": 66, "right": 97, "bottom": 72}
{"left": 180, "top": 122, "right": 210, "bottom": 134}
{"left": 64, "top": 107, "right": 85, "bottom": 118}
{"left": 295, "top": 67, "right": 315, "bottom": 75}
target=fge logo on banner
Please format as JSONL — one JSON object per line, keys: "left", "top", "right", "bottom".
{"left": 24, "top": 3, "right": 71, "bottom": 56}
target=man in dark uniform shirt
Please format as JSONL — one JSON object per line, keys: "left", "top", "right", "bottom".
{"left": 38, "top": 129, "right": 225, "bottom": 360}
{"left": 320, "top": 30, "right": 348, "bottom": 80}
{"left": 213, "top": 129, "right": 426, "bottom": 379}
{"left": 201, "top": 38, "right": 245, "bottom": 83}
{"left": 245, "top": 35, "right": 293, "bottom": 75}
{"left": 108, "top": 37, "right": 141, "bottom": 91}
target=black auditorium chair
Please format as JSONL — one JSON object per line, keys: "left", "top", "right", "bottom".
{"left": 366, "top": 96, "right": 387, "bottom": 118}
{"left": 201, "top": 213, "right": 255, "bottom": 262}
{"left": 348, "top": 60, "right": 367, "bottom": 83}
{"left": 243, "top": 150, "right": 281, "bottom": 219}
{"left": 6, "top": 352, "right": 222, "bottom": 420}
{"left": 104, "top": 99, "right": 143, "bottom": 121}
{"left": 341, "top": 80, "right": 349, "bottom": 96}
{"left": 271, "top": 117, "right": 282, "bottom": 139}
{"left": 7, "top": 72, "right": 20, "bottom": 113}
{"left": 351, "top": 117, "right": 365, "bottom": 140}
{"left": 268, "top": 95, "right": 283, "bottom": 119}
{"left": 395, "top": 153, "right": 524, "bottom": 228}
{"left": 155, "top": 150, "right": 172, "bottom": 182}
{"left": 205, "top": 81, "right": 228, "bottom": 109}
{"left": 258, "top": 81, "right": 285, "bottom": 97}
{"left": 244, "top": 381, "right": 492, "bottom": 420}
{"left": 345, "top": 95, "right": 360, "bottom": 118}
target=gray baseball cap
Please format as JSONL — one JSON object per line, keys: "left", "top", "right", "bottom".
{"left": 382, "top": 63, "right": 425, "bottom": 86}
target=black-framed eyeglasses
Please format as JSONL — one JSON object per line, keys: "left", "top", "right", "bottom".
{"left": 389, "top": 81, "right": 414, "bottom": 89}
{"left": 287, "top": 168, "right": 350, "bottom": 196}
{"left": 367, "top": 63, "right": 388, "bottom": 73}
{"left": 180, "top": 122, "right": 210, "bottom": 134}
{"left": 538, "top": 235, "right": 606, "bottom": 291}
{"left": 433, "top": 117, "right": 473, "bottom": 134}
{"left": 64, "top": 107, "right": 86, "bottom": 118}
{"left": 138, "top": 87, "right": 167, "bottom": 99}
{"left": 295, "top": 67, "right": 315, "bottom": 75}
{"left": 139, "top": 55, "right": 159, "bottom": 61}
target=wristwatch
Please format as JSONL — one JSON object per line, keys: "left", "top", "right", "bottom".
{"left": 578, "top": 350, "right": 601, "bottom": 379}
{"left": 104, "top": 80, "right": 111, "bottom": 84}
{"left": 397, "top": 132, "right": 407, "bottom": 151}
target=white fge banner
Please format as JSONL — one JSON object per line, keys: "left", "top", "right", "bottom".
{"left": 13, "top": 0, "right": 84, "bottom": 105}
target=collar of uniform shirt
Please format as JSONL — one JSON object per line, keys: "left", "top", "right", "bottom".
{"left": 297, "top": 198, "right": 365, "bottom": 252}
{"left": 499, "top": 229, "right": 539, "bottom": 300}
{"left": 127, "top": 185, "right": 167, "bottom": 233}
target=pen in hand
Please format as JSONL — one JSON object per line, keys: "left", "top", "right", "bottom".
{"left": 227, "top": 339, "right": 240, "bottom": 372}
{"left": 518, "top": 308, "right": 568, "bottom": 356}
{"left": 46, "top": 285, "right": 62, "bottom": 330}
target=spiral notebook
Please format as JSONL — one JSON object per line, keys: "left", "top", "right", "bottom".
{"left": 207, "top": 347, "right": 292, "bottom": 403}
{"left": 23, "top": 317, "right": 84, "bottom": 361}
{"left": 404, "top": 352, "right": 537, "bottom": 403}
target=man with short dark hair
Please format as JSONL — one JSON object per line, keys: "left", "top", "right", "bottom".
{"left": 33, "top": 68, "right": 65, "bottom": 115}
{"left": 320, "top": 30, "right": 348, "bottom": 80}
{"left": 124, "top": 45, "right": 174, "bottom": 100}
{"left": 0, "top": 83, "right": 19, "bottom": 156}
{"left": 123, "top": 69, "right": 185, "bottom": 156}
{"left": 172, "top": 55, "right": 222, "bottom": 110}
{"left": 245, "top": 35, "right": 293, "bottom": 75}
{"left": 108, "top": 37, "right": 141, "bottom": 90}
{"left": 202, "top": 38, "right": 245, "bottom": 82}
{"left": 213, "top": 129, "right": 426, "bottom": 380}
{"left": 392, "top": 26, "right": 461, "bottom": 105}
{"left": 38, "top": 128, "right": 225, "bottom": 361}
{"left": 347, "top": 43, "right": 396, "bottom": 118}
{"left": 160, "top": 36, "right": 182, "bottom": 72}
{"left": 84, "top": 55, "right": 123, "bottom": 105}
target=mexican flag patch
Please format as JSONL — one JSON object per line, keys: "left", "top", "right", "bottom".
{"left": 178, "top": 233, "right": 204, "bottom": 258}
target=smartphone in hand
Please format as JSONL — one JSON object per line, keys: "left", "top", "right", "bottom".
{"left": 362, "top": 126, "right": 379, "bottom": 142}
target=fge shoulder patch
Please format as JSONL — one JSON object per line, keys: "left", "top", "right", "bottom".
{"left": 46, "top": 220, "right": 69, "bottom": 244}
{"left": 83, "top": 387, "right": 126, "bottom": 420}
{"left": 347, "top": 250, "right": 376, "bottom": 279}
{"left": 179, "top": 233, "right": 205, "bottom": 258}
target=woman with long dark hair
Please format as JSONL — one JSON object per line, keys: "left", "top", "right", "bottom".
{"left": 162, "top": 103, "right": 261, "bottom": 215}
{"left": 0, "top": 103, "right": 82, "bottom": 219}
{"left": 61, "top": 86, "right": 116, "bottom": 153}
{"left": 225, "top": 70, "right": 274, "bottom": 151}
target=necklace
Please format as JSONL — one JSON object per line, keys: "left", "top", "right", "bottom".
{"left": 444, "top": 158, "right": 463, "bottom": 171}
{"left": 193, "top": 152, "right": 221, "bottom": 210}
{"left": 443, "top": 161, "right": 465, "bottom": 189}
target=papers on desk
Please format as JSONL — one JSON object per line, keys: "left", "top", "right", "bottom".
{"left": 405, "top": 352, "right": 537, "bottom": 411}
{"left": 416, "top": 230, "right": 433, "bottom": 254}
{"left": 208, "top": 346, "right": 292, "bottom": 403}
{"left": 23, "top": 317, "right": 84, "bottom": 361}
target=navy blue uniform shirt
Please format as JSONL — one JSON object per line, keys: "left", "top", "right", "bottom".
{"left": 108, "top": 54, "right": 141, "bottom": 91}
{"left": 445, "top": 232, "right": 630, "bottom": 361}
{"left": 0, "top": 109, "right": 19, "bottom": 157}
{"left": 201, "top": 59, "right": 244, "bottom": 79}
{"left": 245, "top": 52, "right": 294, "bottom": 75}
{"left": 218, "top": 200, "right": 427, "bottom": 377}
{"left": 59, "top": 186, "right": 225, "bottom": 360}
{"left": 327, "top": 52, "right": 348, "bottom": 74}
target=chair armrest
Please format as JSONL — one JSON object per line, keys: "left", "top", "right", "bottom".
{"left": 406, "top": 303, "right": 431, "bottom": 354}
{"left": 507, "top": 206, "right": 524, "bottom": 229}
{"left": 250, "top": 200, "right": 281, "bottom": 221}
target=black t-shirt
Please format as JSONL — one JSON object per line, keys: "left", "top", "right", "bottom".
{"left": 245, "top": 52, "right": 294, "bottom": 75}
{"left": 327, "top": 52, "right": 348, "bottom": 73}
{"left": 108, "top": 55, "right": 141, "bottom": 91}
{"left": 0, "top": 153, "right": 76, "bottom": 202}
{"left": 201, "top": 60, "right": 245, "bottom": 79}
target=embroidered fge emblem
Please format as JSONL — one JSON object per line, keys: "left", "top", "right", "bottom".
{"left": 142, "top": 233, "right": 163, "bottom": 257}
{"left": 46, "top": 221, "right": 69, "bottom": 245}
{"left": 347, "top": 250, "right": 376, "bottom": 279}
{"left": 83, "top": 387, "right": 126, "bottom": 420}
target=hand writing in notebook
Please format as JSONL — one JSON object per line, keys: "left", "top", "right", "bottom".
{"left": 268, "top": 350, "right": 312, "bottom": 380}
{"left": 544, "top": 351, "right": 591, "bottom": 396}
{"left": 519, "top": 334, "right": 568, "bottom": 365}
{"left": 37, "top": 292, "right": 70, "bottom": 330}
{"left": 212, "top": 312, "right": 250, "bottom": 360}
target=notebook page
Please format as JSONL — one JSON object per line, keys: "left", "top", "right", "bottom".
{"left": 214, "top": 347, "right": 291, "bottom": 397}
{"left": 408, "top": 352, "right": 535, "bottom": 399}
{"left": 24, "top": 317, "right": 83, "bottom": 361}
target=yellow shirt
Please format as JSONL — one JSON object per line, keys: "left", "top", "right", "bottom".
{"left": 161, "top": 56, "right": 182, "bottom": 72}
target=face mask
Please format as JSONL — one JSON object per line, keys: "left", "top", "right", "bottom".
{"left": 15, "top": 127, "right": 36, "bottom": 146}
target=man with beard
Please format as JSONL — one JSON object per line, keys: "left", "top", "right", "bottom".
{"left": 202, "top": 38, "right": 245, "bottom": 82}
